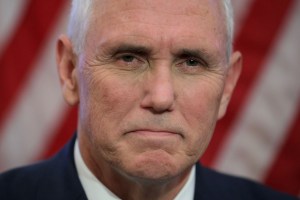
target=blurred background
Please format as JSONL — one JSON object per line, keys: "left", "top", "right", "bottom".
{"left": 0, "top": 0, "right": 299, "bottom": 197}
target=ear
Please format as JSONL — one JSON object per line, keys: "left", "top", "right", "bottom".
{"left": 56, "top": 34, "right": 79, "bottom": 106}
{"left": 218, "top": 51, "right": 242, "bottom": 119}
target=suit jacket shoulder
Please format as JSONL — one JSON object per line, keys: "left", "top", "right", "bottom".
{"left": 0, "top": 136, "right": 87, "bottom": 200}
{"left": 194, "top": 163, "right": 298, "bottom": 200}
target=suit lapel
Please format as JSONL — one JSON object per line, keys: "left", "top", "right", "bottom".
{"left": 36, "top": 134, "right": 88, "bottom": 200}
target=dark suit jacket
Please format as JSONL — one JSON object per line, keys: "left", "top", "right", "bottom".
{"left": 0, "top": 136, "right": 297, "bottom": 200}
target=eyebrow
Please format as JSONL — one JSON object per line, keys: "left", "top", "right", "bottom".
{"left": 108, "top": 44, "right": 152, "bottom": 57}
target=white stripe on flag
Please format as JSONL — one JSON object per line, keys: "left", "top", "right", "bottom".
{"left": 232, "top": 0, "right": 254, "bottom": 35}
{"left": 214, "top": 1, "right": 300, "bottom": 182}
{"left": 0, "top": 8, "right": 69, "bottom": 172}
{"left": 0, "top": 0, "right": 28, "bottom": 54}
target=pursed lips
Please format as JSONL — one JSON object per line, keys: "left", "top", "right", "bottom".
{"left": 125, "top": 128, "right": 184, "bottom": 139}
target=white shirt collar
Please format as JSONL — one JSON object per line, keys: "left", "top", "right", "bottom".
{"left": 74, "top": 140, "right": 195, "bottom": 200}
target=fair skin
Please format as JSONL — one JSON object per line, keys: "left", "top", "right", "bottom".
{"left": 56, "top": 0, "right": 242, "bottom": 199}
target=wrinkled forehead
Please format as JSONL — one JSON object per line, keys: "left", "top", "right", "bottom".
{"left": 92, "top": 0, "right": 223, "bottom": 15}
{"left": 85, "top": 0, "right": 227, "bottom": 59}
{"left": 88, "top": 0, "right": 226, "bottom": 28}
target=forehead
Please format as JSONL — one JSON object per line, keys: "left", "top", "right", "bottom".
{"left": 86, "top": 0, "right": 227, "bottom": 57}
{"left": 94, "top": 0, "right": 220, "bottom": 13}
{"left": 91, "top": 0, "right": 224, "bottom": 16}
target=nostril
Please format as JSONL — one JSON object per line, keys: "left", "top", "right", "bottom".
{"left": 149, "top": 106, "right": 173, "bottom": 114}
{"left": 141, "top": 90, "right": 176, "bottom": 113}
{"left": 153, "top": 99, "right": 174, "bottom": 113}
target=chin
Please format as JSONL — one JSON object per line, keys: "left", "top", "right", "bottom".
{"left": 122, "top": 150, "right": 185, "bottom": 181}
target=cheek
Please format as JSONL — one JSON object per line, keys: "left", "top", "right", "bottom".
{"left": 179, "top": 79, "right": 224, "bottom": 154}
{"left": 181, "top": 81, "right": 224, "bottom": 129}
{"left": 79, "top": 71, "right": 140, "bottom": 140}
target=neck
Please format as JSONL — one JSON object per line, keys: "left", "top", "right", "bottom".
{"left": 79, "top": 140, "right": 193, "bottom": 200}
{"left": 78, "top": 131, "right": 194, "bottom": 200}
{"left": 95, "top": 163, "right": 192, "bottom": 200}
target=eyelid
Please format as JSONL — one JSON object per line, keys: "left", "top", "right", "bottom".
{"left": 178, "top": 56, "right": 209, "bottom": 68}
{"left": 110, "top": 45, "right": 150, "bottom": 59}
{"left": 115, "top": 52, "right": 145, "bottom": 63}
{"left": 174, "top": 48, "right": 212, "bottom": 67}
{"left": 188, "top": 57, "right": 206, "bottom": 66}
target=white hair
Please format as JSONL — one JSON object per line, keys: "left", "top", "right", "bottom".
{"left": 223, "top": 0, "right": 234, "bottom": 58}
{"left": 67, "top": 0, "right": 93, "bottom": 55}
{"left": 68, "top": 0, "right": 234, "bottom": 59}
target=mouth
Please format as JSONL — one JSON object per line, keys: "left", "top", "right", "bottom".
{"left": 125, "top": 129, "right": 184, "bottom": 139}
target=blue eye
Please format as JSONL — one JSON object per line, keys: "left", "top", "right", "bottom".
{"left": 121, "top": 55, "right": 135, "bottom": 62}
{"left": 175, "top": 57, "right": 209, "bottom": 75}
{"left": 114, "top": 54, "right": 147, "bottom": 71}
{"left": 186, "top": 59, "right": 200, "bottom": 66}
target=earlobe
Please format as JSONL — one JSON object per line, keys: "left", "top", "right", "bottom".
{"left": 56, "top": 35, "right": 79, "bottom": 106}
{"left": 218, "top": 51, "right": 242, "bottom": 119}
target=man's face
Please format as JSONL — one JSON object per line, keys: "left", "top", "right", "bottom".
{"left": 70, "top": 0, "right": 239, "bottom": 181}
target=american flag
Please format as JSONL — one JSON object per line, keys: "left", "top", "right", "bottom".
{"left": 0, "top": 0, "right": 299, "bottom": 197}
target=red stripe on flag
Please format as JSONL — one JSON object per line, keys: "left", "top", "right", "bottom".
{"left": 201, "top": 0, "right": 295, "bottom": 166}
{"left": 264, "top": 103, "right": 300, "bottom": 196}
{"left": 41, "top": 107, "right": 78, "bottom": 159}
{"left": 0, "top": 0, "right": 67, "bottom": 131}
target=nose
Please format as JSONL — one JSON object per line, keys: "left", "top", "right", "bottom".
{"left": 140, "top": 66, "right": 176, "bottom": 113}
